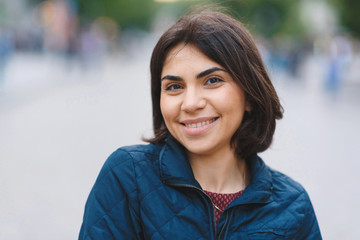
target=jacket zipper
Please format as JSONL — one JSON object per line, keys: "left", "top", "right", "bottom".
{"left": 218, "top": 211, "right": 229, "bottom": 239}
{"left": 164, "top": 182, "right": 217, "bottom": 239}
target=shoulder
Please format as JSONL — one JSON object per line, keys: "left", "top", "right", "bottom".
{"left": 269, "top": 168, "right": 306, "bottom": 197}
{"left": 248, "top": 156, "right": 313, "bottom": 213}
{"left": 268, "top": 167, "right": 315, "bottom": 219}
{"left": 84, "top": 143, "right": 164, "bottom": 218}
{"left": 109, "top": 143, "right": 162, "bottom": 164}
{"left": 90, "top": 143, "right": 164, "bottom": 198}
{"left": 98, "top": 143, "right": 163, "bottom": 177}
{"left": 267, "top": 168, "right": 322, "bottom": 238}
{"left": 80, "top": 144, "right": 163, "bottom": 239}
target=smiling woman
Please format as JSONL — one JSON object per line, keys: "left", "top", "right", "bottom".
{"left": 160, "top": 43, "right": 248, "bottom": 163}
{"left": 79, "top": 7, "right": 322, "bottom": 240}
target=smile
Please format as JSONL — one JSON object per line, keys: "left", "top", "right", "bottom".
{"left": 180, "top": 117, "right": 219, "bottom": 135}
{"left": 184, "top": 118, "right": 217, "bottom": 128}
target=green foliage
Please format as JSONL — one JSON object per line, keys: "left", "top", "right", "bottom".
{"left": 330, "top": 0, "right": 360, "bottom": 37}
{"left": 77, "top": 0, "right": 158, "bottom": 30}
{"left": 217, "top": 0, "right": 304, "bottom": 38}
{"left": 159, "top": 0, "right": 304, "bottom": 38}
{"left": 29, "top": 0, "right": 304, "bottom": 37}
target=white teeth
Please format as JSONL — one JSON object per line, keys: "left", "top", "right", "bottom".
{"left": 185, "top": 119, "right": 216, "bottom": 128}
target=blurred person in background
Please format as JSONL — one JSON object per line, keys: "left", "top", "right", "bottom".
{"left": 0, "top": 29, "right": 14, "bottom": 83}
{"left": 79, "top": 7, "right": 321, "bottom": 240}
{"left": 325, "top": 33, "right": 353, "bottom": 97}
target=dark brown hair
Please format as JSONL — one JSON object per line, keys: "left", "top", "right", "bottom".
{"left": 145, "top": 8, "right": 283, "bottom": 159}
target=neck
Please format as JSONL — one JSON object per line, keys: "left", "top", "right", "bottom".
{"left": 188, "top": 147, "right": 248, "bottom": 193}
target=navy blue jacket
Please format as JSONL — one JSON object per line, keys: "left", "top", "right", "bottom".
{"left": 79, "top": 137, "right": 322, "bottom": 239}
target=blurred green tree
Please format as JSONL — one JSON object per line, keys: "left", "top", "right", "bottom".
{"left": 159, "top": 0, "right": 305, "bottom": 38}
{"left": 76, "top": 0, "right": 158, "bottom": 30}
{"left": 29, "top": 0, "right": 304, "bottom": 37}
{"left": 29, "top": 0, "right": 159, "bottom": 30}
{"left": 217, "top": 0, "right": 304, "bottom": 38}
{"left": 330, "top": 0, "right": 360, "bottom": 37}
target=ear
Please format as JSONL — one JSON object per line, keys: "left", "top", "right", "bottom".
{"left": 245, "top": 101, "right": 251, "bottom": 112}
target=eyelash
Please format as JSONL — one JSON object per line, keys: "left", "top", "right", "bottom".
{"left": 164, "top": 77, "right": 224, "bottom": 92}
{"left": 165, "top": 83, "right": 183, "bottom": 91}
{"left": 205, "top": 77, "right": 224, "bottom": 85}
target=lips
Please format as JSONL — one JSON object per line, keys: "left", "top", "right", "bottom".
{"left": 183, "top": 118, "right": 218, "bottom": 128}
{"left": 180, "top": 117, "right": 219, "bottom": 135}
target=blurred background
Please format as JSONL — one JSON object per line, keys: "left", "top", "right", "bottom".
{"left": 1, "top": 0, "right": 359, "bottom": 239}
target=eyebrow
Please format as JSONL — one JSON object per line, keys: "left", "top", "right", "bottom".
{"left": 196, "top": 67, "right": 226, "bottom": 79}
{"left": 161, "top": 75, "right": 182, "bottom": 81}
{"left": 161, "top": 67, "right": 226, "bottom": 81}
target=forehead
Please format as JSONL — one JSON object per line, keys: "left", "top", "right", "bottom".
{"left": 166, "top": 43, "right": 197, "bottom": 59}
{"left": 162, "top": 43, "right": 221, "bottom": 73}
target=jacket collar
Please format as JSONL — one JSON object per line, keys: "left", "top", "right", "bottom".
{"left": 232, "top": 154, "right": 273, "bottom": 205}
{"left": 159, "top": 135, "right": 273, "bottom": 204}
{"left": 159, "top": 135, "right": 201, "bottom": 188}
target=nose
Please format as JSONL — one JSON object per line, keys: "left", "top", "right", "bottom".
{"left": 180, "top": 88, "right": 206, "bottom": 113}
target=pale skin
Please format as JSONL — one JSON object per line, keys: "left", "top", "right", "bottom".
{"left": 160, "top": 43, "right": 250, "bottom": 194}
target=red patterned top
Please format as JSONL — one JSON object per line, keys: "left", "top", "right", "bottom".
{"left": 204, "top": 190, "right": 244, "bottom": 225}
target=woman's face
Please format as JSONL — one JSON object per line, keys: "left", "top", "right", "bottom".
{"left": 160, "top": 43, "right": 249, "bottom": 158}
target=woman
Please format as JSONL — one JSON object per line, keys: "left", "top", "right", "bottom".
{"left": 79, "top": 9, "right": 322, "bottom": 239}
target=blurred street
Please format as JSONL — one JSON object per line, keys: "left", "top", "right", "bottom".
{"left": 0, "top": 38, "right": 360, "bottom": 239}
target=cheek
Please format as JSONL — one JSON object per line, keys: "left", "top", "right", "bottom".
{"left": 160, "top": 95, "right": 176, "bottom": 123}
{"left": 214, "top": 88, "right": 246, "bottom": 121}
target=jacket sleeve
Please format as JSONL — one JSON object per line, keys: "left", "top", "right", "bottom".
{"left": 297, "top": 191, "right": 322, "bottom": 240}
{"left": 79, "top": 149, "right": 142, "bottom": 240}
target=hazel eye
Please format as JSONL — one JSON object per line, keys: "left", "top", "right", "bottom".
{"left": 205, "top": 77, "right": 223, "bottom": 85}
{"left": 165, "top": 83, "right": 183, "bottom": 91}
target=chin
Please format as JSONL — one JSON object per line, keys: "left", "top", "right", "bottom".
{"left": 182, "top": 142, "right": 216, "bottom": 156}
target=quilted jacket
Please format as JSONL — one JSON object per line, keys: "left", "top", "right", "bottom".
{"left": 79, "top": 136, "right": 322, "bottom": 239}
